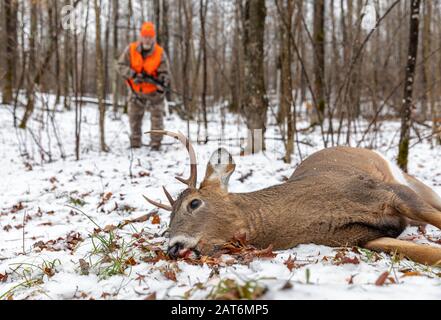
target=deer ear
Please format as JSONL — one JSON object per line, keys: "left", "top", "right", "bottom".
{"left": 200, "top": 148, "right": 236, "bottom": 191}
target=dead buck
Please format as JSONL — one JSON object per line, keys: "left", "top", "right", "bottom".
{"left": 145, "top": 131, "right": 441, "bottom": 266}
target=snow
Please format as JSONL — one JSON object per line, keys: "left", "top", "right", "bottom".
{"left": 1, "top": 95, "right": 441, "bottom": 300}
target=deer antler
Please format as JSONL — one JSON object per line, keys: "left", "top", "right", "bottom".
{"left": 162, "top": 186, "right": 175, "bottom": 206}
{"left": 145, "top": 130, "right": 198, "bottom": 188}
{"left": 142, "top": 186, "right": 175, "bottom": 212}
{"left": 143, "top": 195, "right": 172, "bottom": 212}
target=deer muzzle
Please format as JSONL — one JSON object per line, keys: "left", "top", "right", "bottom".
{"left": 167, "top": 242, "right": 201, "bottom": 259}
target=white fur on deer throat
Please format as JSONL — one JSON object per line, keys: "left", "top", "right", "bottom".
{"left": 374, "top": 150, "right": 408, "bottom": 186}
{"left": 169, "top": 234, "right": 199, "bottom": 248}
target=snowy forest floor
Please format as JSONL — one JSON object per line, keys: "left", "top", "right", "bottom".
{"left": 1, "top": 97, "right": 441, "bottom": 300}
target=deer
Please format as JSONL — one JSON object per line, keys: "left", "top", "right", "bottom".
{"left": 144, "top": 131, "right": 441, "bottom": 266}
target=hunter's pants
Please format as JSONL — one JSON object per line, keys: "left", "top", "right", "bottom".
{"left": 128, "top": 91, "right": 164, "bottom": 147}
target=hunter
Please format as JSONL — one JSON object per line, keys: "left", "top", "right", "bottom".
{"left": 117, "top": 22, "right": 171, "bottom": 150}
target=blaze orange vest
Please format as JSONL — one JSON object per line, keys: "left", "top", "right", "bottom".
{"left": 128, "top": 42, "right": 164, "bottom": 94}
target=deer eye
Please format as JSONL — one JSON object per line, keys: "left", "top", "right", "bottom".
{"left": 188, "top": 199, "right": 202, "bottom": 211}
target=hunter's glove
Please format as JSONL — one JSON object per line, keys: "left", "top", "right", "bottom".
{"left": 156, "top": 73, "right": 168, "bottom": 86}
{"left": 156, "top": 87, "right": 165, "bottom": 94}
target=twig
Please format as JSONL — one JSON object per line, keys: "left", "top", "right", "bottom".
{"left": 22, "top": 210, "right": 27, "bottom": 255}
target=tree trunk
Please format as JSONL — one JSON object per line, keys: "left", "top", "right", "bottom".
{"left": 242, "top": 0, "right": 267, "bottom": 153}
{"left": 230, "top": 1, "right": 244, "bottom": 113}
{"left": 63, "top": 0, "right": 71, "bottom": 111}
{"left": 2, "top": 0, "right": 18, "bottom": 104}
{"left": 111, "top": 0, "right": 119, "bottom": 115}
{"left": 421, "top": 0, "right": 431, "bottom": 122}
{"left": 180, "top": 0, "right": 193, "bottom": 129}
{"left": 53, "top": 1, "right": 61, "bottom": 104}
{"left": 94, "top": 0, "right": 108, "bottom": 152}
{"left": 276, "top": 0, "right": 294, "bottom": 163}
{"left": 311, "top": 0, "right": 325, "bottom": 126}
{"left": 200, "top": 0, "right": 209, "bottom": 143}
{"left": 397, "top": 0, "right": 421, "bottom": 172}
{"left": 25, "top": 0, "right": 37, "bottom": 116}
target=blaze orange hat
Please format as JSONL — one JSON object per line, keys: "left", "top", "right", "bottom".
{"left": 140, "top": 22, "right": 156, "bottom": 37}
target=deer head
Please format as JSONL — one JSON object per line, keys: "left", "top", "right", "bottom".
{"left": 145, "top": 131, "right": 248, "bottom": 259}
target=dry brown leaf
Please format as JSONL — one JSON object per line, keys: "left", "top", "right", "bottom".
{"left": 125, "top": 257, "right": 137, "bottom": 266}
{"left": 144, "top": 292, "right": 156, "bottom": 300}
{"left": 79, "top": 259, "right": 90, "bottom": 275}
{"left": 139, "top": 171, "right": 151, "bottom": 177}
{"left": 97, "top": 192, "right": 113, "bottom": 208}
{"left": 131, "top": 214, "right": 150, "bottom": 223}
{"left": 284, "top": 255, "right": 296, "bottom": 272}
{"left": 375, "top": 271, "right": 390, "bottom": 286}
{"left": 103, "top": 225, "right": 117, "bottom": 233}
{"left": 163, "top": 269, "right": 177, "bottom": 282}
{"left": 151, "top": 214, "right": 161, "bottom": 225}
{"left": 402, "top": 271, "right": 422, "bottom": 277}
{"left": 347, "top": 275, "right": 355, "bottom": 284}
{"left": 333, "top": 251, "right": 360, "bottom": 265}
{"left": 0, "top": 273, "right": 8, "bottom": 282}
{"left": 101, "top": 292, "right": 112, "bottom": 299}
{"left": 11, "top": 202, "right": 24, "bottom": 213}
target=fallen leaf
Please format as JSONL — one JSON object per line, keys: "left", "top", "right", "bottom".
{"left": 101, "top": 292, "right": 112, "bottom": 299}
{"left": 66, "top": 232, "right": 83, "bottom": 251}
{"left": 375, "top": 271, "right": 390, "bottom": 286}
{"left": 97, "top": 192, "right": 113, "bottom": 208}
{"left": 284, "top": 255, "right": 296, "bottom": 272}
{"left": 121, "top": 213, "right": 153, "bottom": 227}
{"left": 347, "top": 275, "right": 356, "bottom": 284}
{"left": 0, "top": 273, "right": 8, "bottom": 282}
{"left": 103, "top": 225, "right": 117, "bottom": 233}
{"left": 151, "top": 214, "right": 161, "bottom": 225}
{"left": 11, "top": 202, "right": 24, "bottom": 213}
{"left": 79, "top": 259, "right": 90, "bottom": 275}
{"left": 402, "top": 271, "right": 422, "bottom": 277}
{"left": 163, "top": 269, "right": 177, "bottom": 282}
{"left": 49, "top": 177, "right": 58, "bottom": 184}
{"left": 139, "top": 171, "right": 151, "bottom": 177}
{"left": 333, "top": 251, "right": 360, "bottom": 265}
{"left": 144, "top": 292, "right": 156, "bottom": 300}
{"left": 125, "top": 257, "right": 137, "bottom": 266}
{"left": 280, "top": 281, "right": 293, "bottom": 290}
{"left": 216, "top": 234, "right": 277, "bottom": 264}
{"left": 43, "top": 267, "right": 55, "bottom": 277}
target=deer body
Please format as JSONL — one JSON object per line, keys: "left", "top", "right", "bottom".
{"left": 145, "top": 131, "right": 441, "bottom": 266}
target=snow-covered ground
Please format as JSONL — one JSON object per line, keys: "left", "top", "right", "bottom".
{"left": 1, "top": 97, "right": 441, "bottom": 300}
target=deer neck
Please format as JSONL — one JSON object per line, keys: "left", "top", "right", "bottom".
{"left": 229, "top": 181, "right": 301, "bottom": 249}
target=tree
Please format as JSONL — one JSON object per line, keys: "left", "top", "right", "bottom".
{"left": 25, "top": 0, "right": 37, "bottom": 115}
{"left": 111, "top": 0, "right": 119, "bottom": 116}
{"left": 276, "top": 0, "right": 294, "bottom": 163}
{"left": 241, "top": 0, "right": 267, "bottom": 153}
{"left": 312, "top": 0, "right": 325, "bottom": 125}
{"left": 2, "top": 0, "right": 18, "bottom": 104}
{"left": 200, "top": 0, "right": 209, "bottom": 142}
{"left": 397, "top": 0, "right": 421, "bottom": 172}
{"left": 94, "top": 0, "right": 108, "bottom": 152}
{"left": 421, "top": 0, "right": 431, "bottom": 120}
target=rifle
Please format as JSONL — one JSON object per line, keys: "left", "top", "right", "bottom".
{"left": 124, "top": 73, "right": 167, "bottom": 104}
{"left": 135, "top": 72, "right": 192, "bottom": 101}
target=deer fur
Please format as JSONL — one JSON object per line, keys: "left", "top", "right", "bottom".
{"left": 146, "top": 131, "right": 441, "bottom": 266}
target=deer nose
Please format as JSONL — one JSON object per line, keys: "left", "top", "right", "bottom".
{"left": 167, "top": 242, "right": 183, "bottom": 259}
